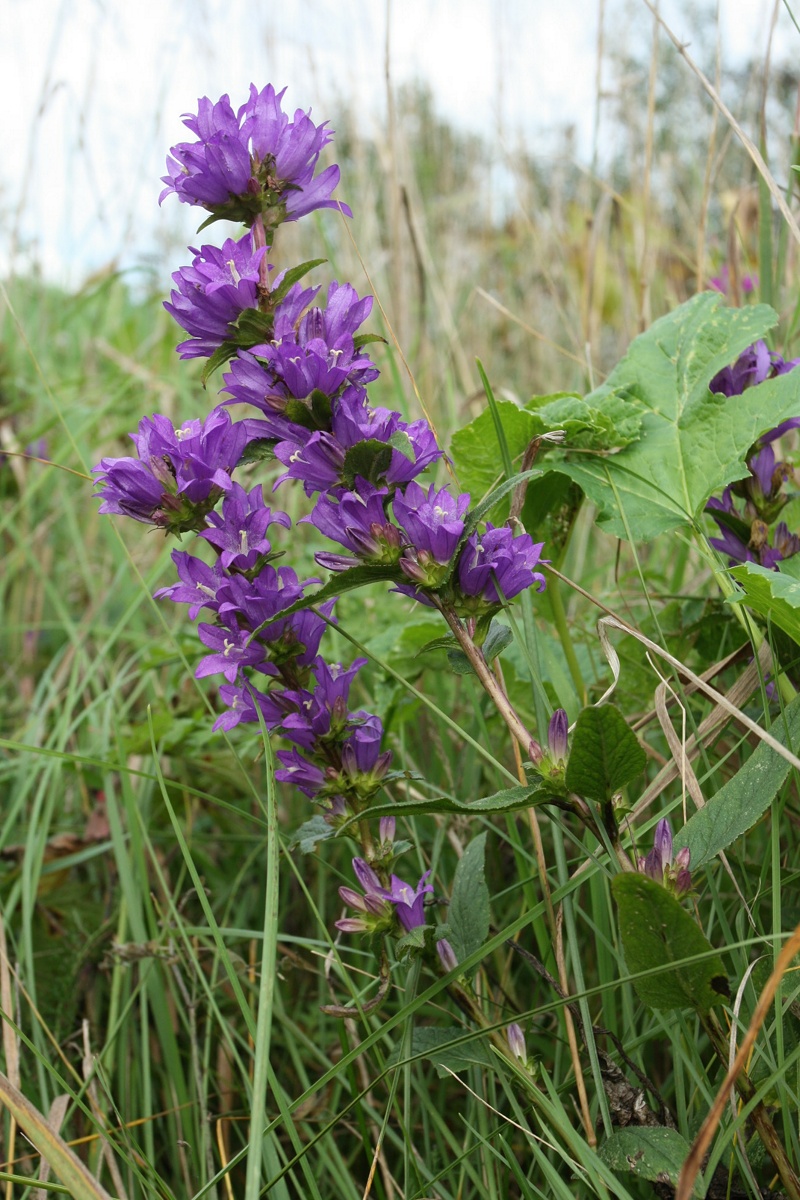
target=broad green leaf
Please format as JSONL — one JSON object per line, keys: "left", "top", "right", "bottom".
{"left": 528, "top": 387, "right": 643, "bottom": 450}
{"left": 674, "top": 694, "right": 800, "bottom": 868}
{"left": 449, "top": 401, "right": 538, "bottom": 508}
{"left": 729, "top": 561, "right": 800, "bottom": 646}
{"left": 388, "top": 1027, "right": 491, "bottom": 1077}
{"left": 600, "top": 1128, "right": 697, "bottom": 1192}
{"left": 448, "top": 832, "right": 490, "bottom": 972}
{"left": 612, "top": 873, "right": 729, "bottom": 1012}
{"left": 564, "top": 705, "right": 645, "bottom": 801}
{"left": 541, "top": 293, "right": 800, "bottom": 540}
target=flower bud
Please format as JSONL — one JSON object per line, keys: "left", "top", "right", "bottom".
{"left": 506, "top": 1023, "right": 527, "bottom": 1062}
{"left": 547, "top": 709, "right": 569, "bottom": 765}
{"left": 436, "top": 938, "right": 458, "bottom": 973}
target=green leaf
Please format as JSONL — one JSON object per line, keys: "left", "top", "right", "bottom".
{"left": 674, "top": 694, "right": 800, "bottom": 868}
{"left": 236, "top": 438, "right": 275, "bottom": 467}
{"left": 450, "top": 401, "right": 538, "bottom": 511}
{"left": 564, "top": 705, "right": 645, "bottom": 802}
{"left": 612, "top": 873, "right": 729, "bottom": 1012}
{"left": 388, "top": 428, "right": 415, "bottom": 461}
{"left": 352, "top": 332, "right": 388, "bottom": 350}
{"left": 528, "top": 388, "right": 643, "bottom": 450}
{"left": 444, "top": 621, "right": 513, "bottom": 675}
{"left": 388, "top": 1027, "right": 491, "bottom": 1077}
{"left": 339, "top": 781, "right": 557, "bottom": 832}
{"left": 249, "top": 564, "right": 405, "bottom": 636}
{"left": 599, "top": 1128, "right": 697, "bottom": 1192}
{"left": 539, "top": 293, "right": 800, "bottom": 540}
{"left": 729, "top": 561, "right": 800, "bottom": 645}
{"left": 341, "top": 439, "right": 393, "bottom": 487}
{"left": 289, "top": 815, "right": 334, "bottom": 854}
{"left": 269, "top": 257, "right": 326, "bottom": 305}
{"left": 447, "top": 833, "right": 490, "bottom": 974}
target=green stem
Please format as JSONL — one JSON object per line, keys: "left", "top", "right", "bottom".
{"left": 547, "top": 571, "right": 586, "bottom": 703}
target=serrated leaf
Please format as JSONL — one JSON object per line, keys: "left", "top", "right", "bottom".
{"left": 530, "top": 388, "right": 643, "bottom": 450}
{"left": 729, "top": 561, "right": 800, "bottom": 645}
{"left": 447, "top": 833, "right": 489, "bottom": 974}
{"left": 612, "top": 873, "right": 729, "bottom": 1012}
{"left": 674, "top": 693, "right": 800, "bottom": 868}
{"left": 564, "top": 705, "right": 645, "bottom": 802}
{"left": 289, "top": 815, "right": 334, "bottom": 853}
{"left": 599, "top": 1128, "right": 697, "bottom": 1192}
{"left": 338, "top": 781, "right": 556, "bottom": 832}
{"left": 387, "top": 1027, "right": 491, "bottom": 1077}
{"left": 342, "top": 439, "right": 393, "bottom": 488}
{"left": 541, "top": 294, "right": 800, "bottom": 540}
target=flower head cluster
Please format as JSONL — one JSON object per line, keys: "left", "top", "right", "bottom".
{"left": 160, "top": 85, "right": 351, "bottom": 230}
{"left": 92, "top": 408, "right": 252, "bottom": 534}
{"left": 637, "top": 818, "right": 692, "bottom": 897}
{"left": 705, "top": 342, "right": 800, "bottom": 569}
{"left": 336, "top": 857, "right": 433, "bottom": 935}
{"left": 165, "top": 232, "right": 270, "bottom": 359}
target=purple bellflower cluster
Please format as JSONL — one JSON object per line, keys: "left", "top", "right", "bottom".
{"left": 637, "top": 818, "right": 692, "bottom": 897}
{"left": 706, "top": 342, "right": 800, "bottom": 569}
{"left": 92, "top": 83, "right": 551, "bottom": 976}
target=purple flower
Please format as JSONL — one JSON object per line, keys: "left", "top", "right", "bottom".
{"left": 195, "top": 619, "right": 267, "bottom": 683}
{"left": 198, "top": 483, "right": 291, "bottom": 571}
{"left": 308, "top": 480, "right": 402, "bottom": 570}
{"left": 456, "top": 524, "right": 546, "bottom": 609}
{"left": 341, "top": 715, "right": 393, "bottom": 792}
{"left": 160, "top": 85, "right": 351, "bottom": 229}
{"left": 335, "top": 858, "right": 393, "bottom": 934}
{"left": 274, "top": 747, "right": 328, "bottom": 798}
{"left": 274, "top": 393, "right": 443, "bottom": 497}
{"left": 212, "top": 680, "right": 287, "bottom": 732}
{"left": 378, "top": 870, "right": 434, "bottom": 933}
{"left": 506, "top": 1023, "right": 527, "bottom": 1062}
{"left": 709, "top": 267, "right": 757, "bottom": 297}
{"left": 637, "top": 818, "right": 692, "bottom": 896}
{"left": 547, "top": 709, "right": 569, "bottom": 766}
{"left": 164, "top": 232, "right": 269, "bottom": 358}
{"left": 279, "top": 657, "right": 367, "bottom": 748}
{"left": 93, "top": 408, "right": 247, "bottom": 533}
{"left": 709, "top": 340, "right": 800, "bottom": 413}
{"left": 393, "top": 481, "right": 471, "bottom": 586}
{"left": 216, "top": 564, "right": 314, "bottom": 633}
{"left": 154, "top": 549, "right": 229, "bottom": 619}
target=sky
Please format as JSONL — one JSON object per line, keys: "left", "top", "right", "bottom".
{"left": 1, "top": 0, "right": 787, "bottom": 286}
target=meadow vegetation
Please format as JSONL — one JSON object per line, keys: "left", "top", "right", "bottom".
{"left": 2, "top": 8, "right": 800, "bottom": 1199}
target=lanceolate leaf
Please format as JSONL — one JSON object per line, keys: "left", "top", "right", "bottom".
{"left": 675, "top": 694, "right": 800, "bottom": 868}
{"left": 448, "top": 832, "right": 490, "bottom": 973}
{"left": 538, "top": 294, "right": 800, "bottom": 541}
{"left": 612, "top": 873, "right": 729, "bottom": 1013}
{"left": 337, "top": 780, "right": 560, "bottom": 832}
{"left": 247, "top": 564, "right": 405, "bottom": 639}
{"left": 564, "top": 705, "right": 645, "bottom": 802}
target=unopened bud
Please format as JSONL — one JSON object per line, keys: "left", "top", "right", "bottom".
{"left": 506, "top": 1022, "right": 527, "bottom": 1062}
{"left": 547, "top": 709, "right": 569, "bottom": 765}
{"left": 436, "top": 938, "right": 458, "bottom": 973}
